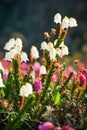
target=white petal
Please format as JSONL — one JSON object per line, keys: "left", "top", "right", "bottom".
{"left": 21, "top": 52, "right": 29, "bottom": 62}
{"left": 62, "top": 16, "right": 69, "bottom": 29}
{"left": 4, "top": 50, "right": 16, "bottom": 61}
{"left": 4, "top": 38, "right": 15, "bottom": 51}
{"left": 47, "top": 42, "right": 53, "bottom": 51}
{"left": 15, "top": 38, "right": 23, "bottom": 52}
{"left": 40, "top": 65, "right": 46, "bottom": 74}
{"left": 50, "top": 48, "right": 56, "bottom": 60}
{"left": 41, "top": 41, "right": 47, "bottom": 50}
{"left": 69, "top": 17, "right": 78, "bottom": 27}
{"left": 54, "top": 13, "right": 61, "bottom": 24}
{"left": 62, "top": 45, "right": 69, "bottom": 56}
{"left": 59, "top": 41, "right": 64, "bottom": 47}
{"left": 30, "top": 46, "right": 39, "bottom": 59}
{"left": 20, "top": 83, "right": 33, "bottom": 97}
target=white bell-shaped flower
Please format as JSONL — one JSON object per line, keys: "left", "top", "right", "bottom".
{"left": 69, "top": 17, "right": 78, "bottom": 27}
{"left": 54, "top": 13, "right": 61, "bottom": 24}
{"left": 56, "top": 44, "right": 69, "bottom": 58}
{"left": 4, "top": 49, "right": 17, "bottom": 61}
{"left": 20, "top": 82, "right": 33, "bottom": 97}
{"left": 47, "top": 42, "right": 53, "bottom": 51}
{"left": 40, "top": 65, "right": 47, "bottom": 75}
{"left": 62, "top": 16, "right": 69, "bottom": 29}
{"left": 4, "top": 38, "right": 15, "bottom": 51}
{"left": 30, "top": 46, "right": 39, "bottom": 59}
{"left": 49, "top": 47, "right": 56, "bottom": 60}
{"left": 41, "top": 41, "right": 48, "bottom": 50}
{"left": 15, "top": 38, "right": 23, "bottom": 52}
{"left": 21, "top": 52, "right": 29, "bottom": 62}
{"left": 61, "top": 45, "right": 69, "bottom": 56}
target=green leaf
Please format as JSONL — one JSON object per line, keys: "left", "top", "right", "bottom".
{"left": 52, "top": 89, "right": 60, "bottom": 105}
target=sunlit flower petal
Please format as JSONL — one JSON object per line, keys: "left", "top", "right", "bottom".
{"left": 4, "top": 38, "right": 15, "bottom": 51}
{"left": 20, "top": 83, "right": 33, "bottom": 97}
{"left": 21, "top": 52, "right": 29, "bottom": 62}
{"left": 40, "top": 65, "right": 47, "bottom": 75}
{"left": 30, "top": 46, "right": 39, "bottom": 59}
{"left": 41, "top": 41, "right": 48, "bottom": 50}
{"left": 62, "top": 16, "right": 69, "bottom": 29}
{"left": 47, "top": 42, "right": 53, "bottom": 51}
{"left": 54, "top": 13, "right": 61, "bottom": 24}
{"left": 69, "top": 17, "right": 78, "bottom": 27}
{"left": 15, "top": 38, "right": 23, "bottom": 52}
{"left": 49, "top": 47, "right": 56, "bottom": 60}
{"left": 56, "top": 44, "right": 69, "bottom": 58}
{"left": 4, "top": 49, "right": 16, "bottom": 61}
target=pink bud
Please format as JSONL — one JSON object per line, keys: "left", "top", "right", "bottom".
{"left": 21, "top": 62, "right": 30, "bottom": 71}
{"left": 79, "top": 74, "right": 86, "bottom": 86}
{"left": 3, "top": 69, "right": 9, "bottom": 80}
{"left": 34, "top": 79, "right": 42, "bottom": 93}
{"left": 61, "top": 125, "right": 75, "bottom": 130}
{"left": 82, "top": 69, "right": 87, "bottom": 80}
{"left": 38, "top": 122, "right": 56, "bottom": 130}
{"left": 33, "top": 62, "right": 40, "bottom": 72}
{"left": 51, "top": 74, "right": 57, "bottom": 82}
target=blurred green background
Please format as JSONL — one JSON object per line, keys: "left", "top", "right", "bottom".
{"left": 0, "top": 0, "right": 87, "bottom": 61}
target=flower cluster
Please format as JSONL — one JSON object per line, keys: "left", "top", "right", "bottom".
{"left": 0, "top": 12, "right": 87, "bottom": 130}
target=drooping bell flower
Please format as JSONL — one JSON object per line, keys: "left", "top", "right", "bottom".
{"left": 69, "top": 17, "right": 78, "bottom": 27}
{"left": 79, "top": 73, "right": 86, "bottom": 86}
{"left": 82, "top": 69, "right": 87, "bottom": 80}
{"left": 30, "top": 46, "right": 39, "bottom": 59}
{"left": 20, "top": 52, "right": 29, "bottom": 62}
{"left": 51, "top": 74, "right": 57, "bottom": 82}
{"left": 54, "top": 13, "right": 61, "bottom": 24}
{"left": 20, "top": 82, "right": 33, "bottom": 109}
{"left": 38, "top": 122, "right": 56, "bottom": 130}
{"left": 33, "top": 62, "right": 40, "bottom": 73}
{"left": 34, "top": 79, "right": 42, "bottom": 93}
{"left": 20, "top": 82, "right": 33, "bottom": 97}
{"left": 49, "top": 47, "right": 56, "bottom": 60}
{"left": 41, "top": 41, "right": 48, "bottom": 50}
{"left": 40, "top": 65, "right": 47, "bottom": 75}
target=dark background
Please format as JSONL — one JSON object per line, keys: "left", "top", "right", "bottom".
{"left": 0, "top": 0, "right": 87, "bottom": 55}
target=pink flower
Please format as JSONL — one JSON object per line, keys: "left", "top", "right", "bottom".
{"left": 64, "top": 66, "right": 77, "bottom": 80}
{"left": 79, "top": 73, "right": 86, "bottom": 86}
{"left": 3, "top": 69, "right": 9, "bottom": 80}
{"left": 34, "top": 79, "right": 42, "bottom": 93}
{"left": 38, "top": 122, "right": 56, "bottom": 130}
{"left": 33, "top": 62, "right": 40, "bottom": 73}
{"left": 21, "top": 62, "right": 30, "bottom": 76}
{"left": 21, "top": 62, "right": 30, "bottom": 71}
{"left": 1, "top": 60, "right": 11, "bottom": 70}
{"left": 61, "top": 125, "right": 75, "bottom": 130}
{"left": 82, "top": 69, "right": 87, "bottom": 80}
{"left": 51, "top": 74, "right": 57, "bottom": 82}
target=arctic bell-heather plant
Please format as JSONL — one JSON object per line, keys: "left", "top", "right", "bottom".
{"left": 0, "top": 12, "right": 87, "bottom": 130}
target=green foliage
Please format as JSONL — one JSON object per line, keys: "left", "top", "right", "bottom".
{"left": 52, "top": 89, "right": 60, "bottom": 105}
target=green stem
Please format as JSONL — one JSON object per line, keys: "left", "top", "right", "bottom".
{"left": 5, "top": 95, "right": 35, "bottom": 130}
{"left": 40, "top": 64, "right": 55, "bottom": 104}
